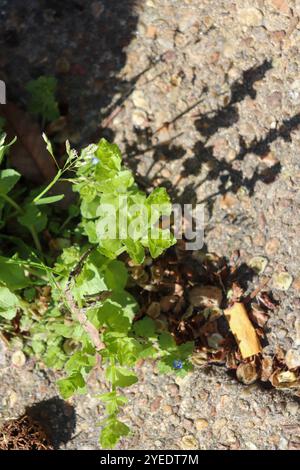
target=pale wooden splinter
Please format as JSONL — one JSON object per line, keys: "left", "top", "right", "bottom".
{"left": 224, "top": 302, "right": 262, "bottom": 359}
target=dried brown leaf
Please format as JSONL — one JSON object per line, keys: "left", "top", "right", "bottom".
{"left": 236, "top": 361, "right": 259, "bottom": 385}
{"left": 249, "top": 303, "right": 270, "bottom": 327}
{"left": 0, "top": 103, "right": 56, "bottom": 182}
{"left": 261, "top": 356, "right": 274, "bottom": 382}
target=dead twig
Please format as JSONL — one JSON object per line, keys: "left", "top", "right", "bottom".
{"left": 65, "top": 247, "right": 105, "bottom": 352}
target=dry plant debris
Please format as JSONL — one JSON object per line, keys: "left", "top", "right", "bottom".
{"left": 127, "top": 244, "right": 300, "bottom": 393}
{"left": 0, "top": 414, "right": 53, "bottom": 450}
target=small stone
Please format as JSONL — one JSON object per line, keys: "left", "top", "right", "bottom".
{"left": 249, "top": 256, "right": 268, "bottom": 274}
{"left": 132, "top": 109, "right": 148, "bottom": 128}
{"left": 220, "top": 193, "right": 238, "bottom": 209}
{"left": 9, "top": 390, "right": 18, "bottom": 408}
{"left": 265, "top": 238, "right": 280, "bottom": 256}
{"left": 285, "top": 348, "right": 300, "bottom": 369}
{"left": 167, "top": 383, "right": 180, "bottom": 397}
{"left": 180, "top": 435, "right": 199, "bottom": 450}
{"left": 285, "top": 401, "right": 299, "bottom": 416}
{"left": 226, "top": 148, "right": 237, "bottom": 161}
{"left": 267, "top": 91, "right": 282, "bottom": 109}
{"left": 271, "top": 0, "right": 290, "bottom": 14}
{"left": 245, "top": 441, "right": 257, "bottom": 450}
{"left": 150, "top": 396, "right": 163, "bottom": 412}
{"left": 146, "top": 302, "right": 161, "bottom": 319}
{"left": 189, "top": 285, "right": 222, "bottom": 308}
{"left": 162, "top": 404, "right": 173, "bottom": 415}
{"left": 207, "top": 333, "right": 224, "bottom": 350}
{"left": 293, "top": 278, "right": 300, "bottom": 291}
{"left": 182, "top": 418, "right": 193, "bottom": 431}
{"left": 146, "top": 25, "right": 157, "bottom": 39}
{"left": 195, "top": 418, "right": 209, "bottom": 431}
{"left": 213, "top": 417, "right": 227, "bottom": 432}
{"left": 11, "top": 350, "right": 26, "bottom": 368}
{"left": 131, "top": 90, "right": 148, "bottom": 110}
{"left": 238, "top": 8, "right": 263, "bottom": 27}
{"left": 273, "top": 272, "right": 293, "bottom": 291}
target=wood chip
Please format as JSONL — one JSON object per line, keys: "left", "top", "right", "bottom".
{"left": 224, "top": 302, "right": 262, "bottom": 359}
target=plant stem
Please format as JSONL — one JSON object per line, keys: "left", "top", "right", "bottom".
{"left": 29, "top": 227, "right": 42, "bottom": 252}
{"left": 0, "top": 192, "right": 22, "bottom": 212}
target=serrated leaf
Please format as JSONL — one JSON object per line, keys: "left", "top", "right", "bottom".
{"left": 26, "top": 76, "right": 59, "bottom": 123}
{"left": 95, "top": 138, "right": 122, "bottom": 172}
{"left": 64, "top": 351, "right": 96, "bottom": 374}
{"left": 158, "top": 332, "right": 177, "bottom": 351}
{"left": 57, "top": 372, "right": 86, "bottom": 399}
{"left": 104, "top": 260, "right": 128, "bottom": 291}
{"left": 100, "top": 418, "right": 130, "bottom": 449}
{"left": 106, "top": 365, "right": 138, "bottom": 388}
{"left": 123, "top": 238, "right": 145, "bottom": 264}
{"left": 133, "top": 317, "right": 156, "bottom": 338}
{"left": 98, "top": 292, "right": 137, "bottom": 333}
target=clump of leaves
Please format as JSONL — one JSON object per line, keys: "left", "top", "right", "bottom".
{"left": 26, "top": 76, "right": 60, "bottom": 125}
{"left": 0, "top": 132, "right": 182, "bottom": 448}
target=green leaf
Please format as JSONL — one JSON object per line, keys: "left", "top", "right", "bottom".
{"left": 82, "top": 220, "right": 98, "bottom": 244}
{"left": 26, "top": 76, "right": 59, "bottom": 123}
{"left": 0, "top": 256, "right": 30, "bottom": 290}
{"left": 0, "top": 286, "right": 19, "bottom": 319}
{"left": 80, "top": 197, "right": 99, "bottom": 218}
{"left": 18, "top": 204, "right": 47, "bottom": 233}
{"left": 104, "top": 334, "right": 142, "bottom": 366}
{"left": 104, "top": 260, "right": 128, "bottom": 291}
{"left": 52, "top": 323, "right": 74, "bottom": 338}
{"left": 98, "top": 292, "right": 138, "bottom": 333}
{"left": 98, "top": 391, "right": 128, "bottom": 406}
{"left": 64, "top": 351, "right": 96, "bottom": 374}
{"left": 97, "top": 238, "right": 123, "bottom": 259}
{"left": 100, "top": 418, "right": 130, "bottom": 449}
{"left": 95, "top": 138, "right": 122, "bottom": 172}
{"left": 133, "top": 317, "right": 156, "bottom": 339}
{"left": 57, "top": 372, "right": 86, "bottom": 399}
{"left": 123, "top": 238, "right": 145, "bottom": 264}
{"left": 158, "top": 332, "right": 177, "bottom": 351}
{"left": 0, "top": 169, "right": 21, "bottom": 194}
{"left": 146, "top": 187, "right": 172, "bottom": 222}
{"left": 106, "top": 365, "right": 138, "bottom": 388}
{"left": 34, "top": 194, "right": 64, "bottom": 205}
{"left": 147, "top": 229, "right": 176, "bottom": 259}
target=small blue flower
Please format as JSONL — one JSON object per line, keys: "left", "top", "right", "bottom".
{"left": 92, "top": 157, "right": 99, "bottom": 165}
{"left": 173, "top": 359, "right": 183, "bottom": 370}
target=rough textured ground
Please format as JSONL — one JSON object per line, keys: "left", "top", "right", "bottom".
{"left": 0, "top": 0, "right": 300, "bottom": 450}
